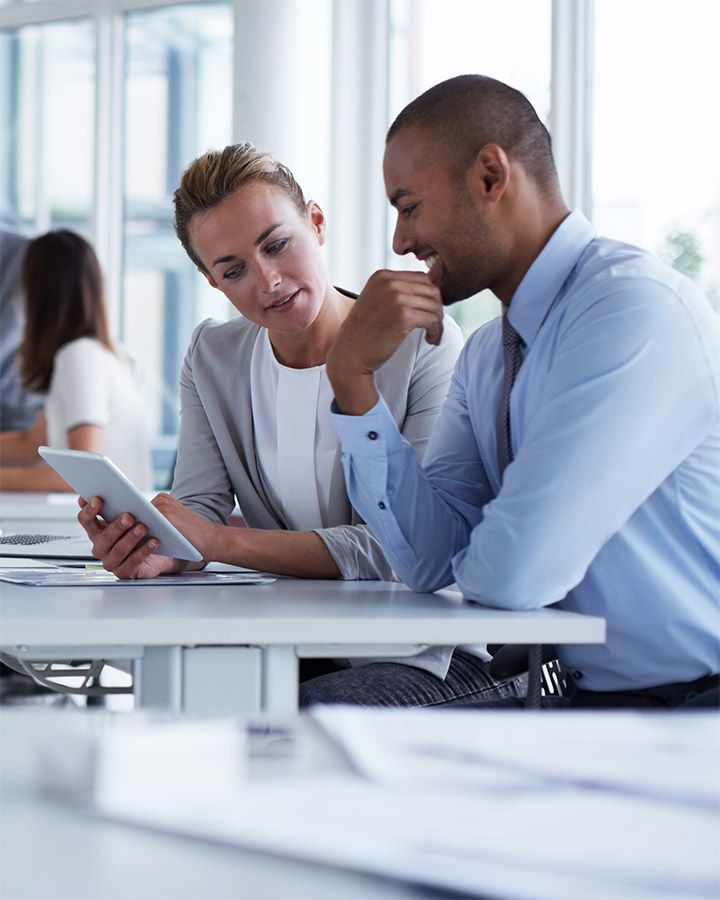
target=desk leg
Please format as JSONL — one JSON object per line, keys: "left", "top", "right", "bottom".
{"left": 262, "top": 646, "right": 299, "bottom": 714}
{"left": 134, "top": 647, "right": 182, "bottom": 712}
{"left": 135, "top": 647, "right": 263, "bottom": 715}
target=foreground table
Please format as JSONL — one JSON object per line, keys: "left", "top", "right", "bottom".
{"left": 0, "top": 577, "right": 605, "bottom": 714}
{"left": 0, "top": 708, "right": 418, "bottom": 900}
{"left": 1, "top": 706, "right": 716, "bottom": 900}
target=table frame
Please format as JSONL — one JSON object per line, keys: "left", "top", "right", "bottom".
{"left": 1, "top": 578, "right": 605, "bottom": 715}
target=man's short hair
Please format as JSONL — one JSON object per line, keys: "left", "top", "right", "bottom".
{"left": 387, "top": 74, "right": 559, "bottom": 190}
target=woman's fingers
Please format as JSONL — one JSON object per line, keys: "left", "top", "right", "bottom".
{"left": 110, "top": 534, "right": 160, "bottom": 580}
{"left": 77, "top": 495, "right": 107, "bottom": 538}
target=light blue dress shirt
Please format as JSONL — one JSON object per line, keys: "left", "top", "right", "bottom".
{"left": 332, "top": 212, "right": 720, "bottom": 691}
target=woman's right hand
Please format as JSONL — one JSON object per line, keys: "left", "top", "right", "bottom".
{"left": 77, "top": 495, "right": 179, "bottom": 579}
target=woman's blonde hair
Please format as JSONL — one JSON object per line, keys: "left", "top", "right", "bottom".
{"left": 173, "top": 142, "right": 307, "bottom": 270}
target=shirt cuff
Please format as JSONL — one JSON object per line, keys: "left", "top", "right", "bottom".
{"left": 330, "top": 396, "right": 403, "bottom": 455}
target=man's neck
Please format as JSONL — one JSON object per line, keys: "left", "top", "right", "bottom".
{"left": 495, "top": 200, "right": 570, "bottom": 306}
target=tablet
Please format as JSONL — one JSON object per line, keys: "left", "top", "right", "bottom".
{"left": 38, "top": 447, "right": 202, "bottom": 561}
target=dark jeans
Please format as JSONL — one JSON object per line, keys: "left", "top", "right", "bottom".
{"left": 298, "top": 649, "right": 527, "bottom": 708}
{"left": 563, "top": 672, "right": 720, "bottom": 710}
{"left": 470, "top": 672, "right": 720, "bottom": 711}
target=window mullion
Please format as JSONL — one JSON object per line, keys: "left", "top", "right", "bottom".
{"left": 93, "top": 7, "right": 125, "bottom": 339}
{"left": 551, "top": 0, "right": 594, "bottom": 217}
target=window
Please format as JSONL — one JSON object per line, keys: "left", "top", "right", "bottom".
{"left": 593, "top": 0, "right": 720, "bottom": 309}
{"left": 388, "top": 0, "right": 552, "bottom": 335}
{"left": 0, "top": 17, "right": 95, "bottom": 234}
{"left": 122, "top": 2, "right": 232, "bottom": 481}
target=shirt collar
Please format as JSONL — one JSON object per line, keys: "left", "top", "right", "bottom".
{"left": 507, "top": 211, "right": 595, "bottom": 347}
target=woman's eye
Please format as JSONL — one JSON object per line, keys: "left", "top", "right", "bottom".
{"left": 223, "top": 265, "right": 245, "bottom": 280}
{"left": 266, "top": 237, "right": 289, "bottom": 255}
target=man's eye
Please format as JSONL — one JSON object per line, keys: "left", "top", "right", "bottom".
{"left": 266, "top": 238, "right": 289, "bottom": 255}
{"left": 400, "top": 204, "right": 417, "bottom": 218}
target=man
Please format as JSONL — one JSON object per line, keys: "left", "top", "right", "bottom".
{"left": 325, "top": 74, "right": 720, "bottom": 709}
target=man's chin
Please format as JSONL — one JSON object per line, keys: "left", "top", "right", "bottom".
{"left": 440, "top": 280, "right": 476, "bottom": 307}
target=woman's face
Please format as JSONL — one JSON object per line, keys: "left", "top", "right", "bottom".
{"left": 188, "top": 181, "right": 329, "bottom": 333}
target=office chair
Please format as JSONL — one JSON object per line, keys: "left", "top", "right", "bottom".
{"left": 488, "top": 644, "right": 567, "bottom": 708}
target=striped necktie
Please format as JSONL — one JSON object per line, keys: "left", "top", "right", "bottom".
{"left": 495, "top": 313, "right": 525, "bottom": 474}
{"left": 491, "top": 314, "right": 564, "bottom": 707}
{"left": 491, "top": 314, "right": 546, "bottom": 707}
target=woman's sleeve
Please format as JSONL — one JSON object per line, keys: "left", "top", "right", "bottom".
{"left": 315, "top": 317, "right": 464, "bottom": 580}
{"left": 170, "top": 323, "right": 236, "bottom": 526}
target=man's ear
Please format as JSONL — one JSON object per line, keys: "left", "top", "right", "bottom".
{"left": 468, "top": 143, "right": 511, "bottom": 206}
{"left": 307, "top": 200, "right": 327, "bottom": 246}
{"left": 197, "top": 265, "right": 218, "bottom": 289}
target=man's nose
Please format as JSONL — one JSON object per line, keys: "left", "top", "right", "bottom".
{"left": 392, "top": 216, "right": 413, "bottom": 256}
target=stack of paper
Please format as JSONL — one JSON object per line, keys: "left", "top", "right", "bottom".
{"left": 87, "top": 708, "right": 719, "bottom": 900}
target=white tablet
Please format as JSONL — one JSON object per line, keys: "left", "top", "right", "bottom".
{"left": 38, "top": 447, "right": 202, "bottom": 561}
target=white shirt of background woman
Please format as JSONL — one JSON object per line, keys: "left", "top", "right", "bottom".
{"left": 44, "top": 337, "right": 152, "bottom": 490}
{"left": 250, "top": 328, "right": 351, "bottom": 531}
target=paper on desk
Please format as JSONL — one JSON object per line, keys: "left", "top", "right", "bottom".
{"left": 0, "top": 557, "right": 56, "bottom": 569}
{"left": 312, "top": 706, "right": 720, "bottom": 810}
{"left": 0, "top": 568, "right": 276, "bottom": 586}
{"left": 93, "top": 755, "right": 720, "bottom": 900}
{"left": 41, "top": 716, "right": 247, "bottom": 805}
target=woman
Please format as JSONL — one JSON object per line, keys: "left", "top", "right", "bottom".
{"left": 79, "top": 143, "right": 524, "bottom": 707}
{"left": 0, "top": 230, "right": 151, "bottom": 491}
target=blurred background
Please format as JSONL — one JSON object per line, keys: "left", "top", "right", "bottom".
{"left": 1, "top": 0, "right": 718, "bottom": 487}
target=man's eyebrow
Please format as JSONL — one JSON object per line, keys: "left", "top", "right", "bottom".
{"left": 211, "top": 224, "right": 280, "bottom": 266}
{"left": 389, "top": 188, "right": 412, "bottom": 208}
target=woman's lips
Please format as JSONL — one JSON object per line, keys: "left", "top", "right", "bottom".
{"left": 267, "top": 289, "right": 300, "bottom": 311}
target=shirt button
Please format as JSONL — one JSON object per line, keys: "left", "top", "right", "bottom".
{"left": 572, "top": 670, "right": 583, "bottom": 680}
{"left": 367, "top": 431, "right": 378, "bottom": 440}
{"left": 378, "top": 501, "right": 386, "bottom": 510}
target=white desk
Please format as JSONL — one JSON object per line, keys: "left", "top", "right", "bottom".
{"left": 0, "top": 490, "right": 81, "bottom": 521}
{"left": 0, "top": 577, "right": 605, "bottom": 715}
{"left": 0, "top": 708, "right": 419, "bottom": 900}
{"left": 2, "top": 707, "right": 717, "bottom": 900}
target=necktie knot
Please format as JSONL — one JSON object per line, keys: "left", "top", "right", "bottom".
{"left": 502, "top": 315, "right": 524, "bottom": 355}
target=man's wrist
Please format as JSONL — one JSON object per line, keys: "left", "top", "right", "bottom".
{"left": 329, "top": 371, "right": 379, "bottom": 416}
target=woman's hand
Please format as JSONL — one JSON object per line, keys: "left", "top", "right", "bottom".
{"left": 151, "top": 492, "right": 218, "bottom": 559}
{"left": 77, "top": 496, "right": 186, "bottom": 580}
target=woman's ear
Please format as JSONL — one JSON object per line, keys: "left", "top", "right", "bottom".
{"left": 307, "top": 200, "right": 327, "bottom": 246}
{"left": 468, "top": 143, "right": 510, "bottom": 206}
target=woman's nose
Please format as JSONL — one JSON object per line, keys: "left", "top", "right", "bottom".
{"left": 256, "top": 260, "right": 281, "bottom": 293}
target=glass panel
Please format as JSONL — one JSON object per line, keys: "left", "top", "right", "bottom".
{"left": 122, "top": 1, "right": 232, "bottom": 484}
{"left": 593, "top": 0, "right": 720, "bottom": 310}
{"left": 0, "top": 18, "right": 94, "bottom": 233}
{"left": 388, "top": 0, "right": 552, "bottom": 336}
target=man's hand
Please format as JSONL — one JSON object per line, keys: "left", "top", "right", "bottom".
{"left": 326, "top": 269, "right": 443, "bottom": 415}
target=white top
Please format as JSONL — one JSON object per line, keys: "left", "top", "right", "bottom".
{"left": 250, "top": 329, "right": 350, "bottom": 532}
{"left": 45, "top": 337, "right": 152, "bottom": 491}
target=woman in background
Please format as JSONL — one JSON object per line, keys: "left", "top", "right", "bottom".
{"left": 0, "top": 229, "right": 151, "bottom": 491}
{"left": 78, "top": 143, "right": 525, "bottom": 708}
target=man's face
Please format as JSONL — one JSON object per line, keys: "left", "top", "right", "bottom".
{"left": 383, "top": 127, "right": 502, "bottom": 305}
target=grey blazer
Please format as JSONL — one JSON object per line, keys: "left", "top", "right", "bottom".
{"left": 172, "top": 310, "right": 463, "bottom": 580}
